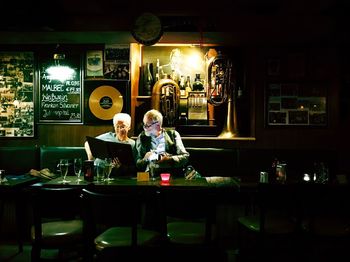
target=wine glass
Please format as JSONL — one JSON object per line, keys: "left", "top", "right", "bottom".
{"left": 59, "top": 159, "right": 70, "bottom": 183}
{"left": 104, "top": 158, "right": 114, "bottom": 182}
{"left": 74, "top": 158, "right": 83, "bottom": 182}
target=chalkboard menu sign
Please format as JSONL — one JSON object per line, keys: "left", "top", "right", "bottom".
{"left": 38, "top": 55, "right": 82, "bottom": 123}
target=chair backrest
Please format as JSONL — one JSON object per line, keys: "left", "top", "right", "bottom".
{"left": 31, "top": 187, "right": 83, "bottom": 239}
{"left": 160, "top": 186, "right": 216, "bottom": 243}
{"left": 40, "top": 146, "right": 87, "bottom": 172}
{"left": 256, "top": 183, "right": 300, "bottom": 234}
{"left": 300, "top": 183, "right": 350, "bottom": 235}
{"left": 81, "top": 186, "right": 141, "bottom": 247}
{"left": 0, "top": 146, "right": 40, "bottom": 174}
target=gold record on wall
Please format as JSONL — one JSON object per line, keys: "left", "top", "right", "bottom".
{"left": 88, "top": 85, "right": 123, "bottom": 120}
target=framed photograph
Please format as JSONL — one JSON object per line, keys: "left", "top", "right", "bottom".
{"left": 115, "top": 62, "right": 130, "bottom": 80}
{"left": 86, "top": 50, "right": 104, "bottom": 77}
{"left": 104, "top": 61, "right": 130, "bottom": 80}
{"left": 0, "top": 51, "right": 35, "bottom": 137}
{"left": 105, "top": 44, "right": 130, "bottom": 61}
{"left": 266, "top": 82, "right": 327, "bottom": 126}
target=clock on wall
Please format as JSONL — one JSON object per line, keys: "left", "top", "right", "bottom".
{"left": 132, "top": 12, "right": 163, "bottom": 46}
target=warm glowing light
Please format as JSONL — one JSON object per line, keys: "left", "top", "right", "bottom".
{"left": 46, "top": 65, "right": 75, "bottom": 82}
{"left": 185, "top": 50, "right": 204, "bottom": 71}
{"left": 160, "top": 173, "right": 171, "bottom": 182}
{"left": 303, "top": 173, "right": 310, "bottom": 181}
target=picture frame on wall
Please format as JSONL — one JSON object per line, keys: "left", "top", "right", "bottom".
{"left": 86, "top": 50, "right": 104, "bottom": 77}
{"left": 0, "top": 51, "right": 35, "bottom": 138}
{"left": 104, "top": 61, "right": 130, "bottom": 80}
{"left": 84, "top": 80, "right": 130, "bottom": 125}
{"left": 265, "top": 82, "right": 327, "bottom": 126}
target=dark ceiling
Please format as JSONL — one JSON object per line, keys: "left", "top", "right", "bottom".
{"left": 1, "top": 0, "right": 348, "bottom": 32}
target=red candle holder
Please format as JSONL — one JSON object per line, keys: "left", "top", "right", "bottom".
{"left": 160, "top": 173, "right": 171, "bottom": 182}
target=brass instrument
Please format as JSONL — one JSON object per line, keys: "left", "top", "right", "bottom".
{"left": 151, "top": 78, "right": 180, "bottom": 127}
{"left": 207, "top": 53, "right": 238, "bottom": 138}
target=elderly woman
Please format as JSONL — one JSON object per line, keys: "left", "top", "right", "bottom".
{"left": 84, "top": 113, "right": 135, "bottom": 161}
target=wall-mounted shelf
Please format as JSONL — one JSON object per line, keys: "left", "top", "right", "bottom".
{"left": 136, "top": 96, "right": 152, "bottom": 99}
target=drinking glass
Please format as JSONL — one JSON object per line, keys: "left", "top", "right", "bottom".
{"left": 95, "top": 161, "right": 105, "bottom": 183}
{"left": 149, "top": 161, "right": 157, "bottom": 181}
{"left": 104, "top": 158, "right": 114, "bottom": 182}
{"left": 59, "top": 159, "right": 70, "bottom": 183}
{"left": 74, "top": 158, "right": 83, "bottom": 182}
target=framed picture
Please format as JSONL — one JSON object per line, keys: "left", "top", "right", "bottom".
{"left": 265, "top": 82, "right": 327, "bottom": 126}
{"left": 0, "top": 51, "right": 35, "bottom": 137}
{"left": 104, "top": 61, "right": 130, "bottom": 80}
{"left": 84, "top": 80, "right": 130, "bottom": 125}
{"left": 105, "top": 44, "right": 130, "bottom": 61}
{"left": 86, "top": 50, "right": 104, "bottom": 77}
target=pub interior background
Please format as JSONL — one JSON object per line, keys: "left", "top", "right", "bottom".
{"left": 1, "top": 0, "right": 349, "bottom": 173}
{"left": 1, "top": 0, "right": 350, "bottom": 260}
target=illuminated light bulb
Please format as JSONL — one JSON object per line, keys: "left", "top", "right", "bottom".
{"left": 303, "top": 173, "right": 310, "bottom": 182}
{"left": 46, "top": 65, "right": 75, "bottom": 82}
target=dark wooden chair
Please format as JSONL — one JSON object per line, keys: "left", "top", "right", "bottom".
{"left": 159, "top": 186, "right": 225, "bottom": 261}
{"left": 30, "top": 187, "right": 84, "bottom": 261}
{"left": 161, "top": 186, "right": 216, "bottom": 245}
{"left": 300, "top": 183, "right": 350, "bottom": 261}
{"left": 237, "top": 183, "right": 302, "bottom": 260}
{"left": 81, "top": 186, "right": 162, "bottom": 261}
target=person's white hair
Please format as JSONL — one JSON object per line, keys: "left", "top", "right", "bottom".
{"left": 144, "top": 109, "right": 163, "bottom": 126}
{"left": 113, "top": 113, "right": 131, "bottom": 127}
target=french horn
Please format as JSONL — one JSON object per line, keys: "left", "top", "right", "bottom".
{"left": 207, "top": 52, "right": 239, "bottom": 138}
{"left": 151, "top": 78, "right": 180, "bottom": 127}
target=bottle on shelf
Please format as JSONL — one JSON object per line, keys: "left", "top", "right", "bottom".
{"left": 170, "top": 70, "right": 178, "bottom": 83}
{"left": 179, "top": 75, "right": 186, "bottom": 97}
{"left": 144, "top": 63, "right": 154, "bottom": 96}
{"left": 192, "top": 73, "right": 204, "bottom": 91}
{"left": 155, "top": 59, "right": 160, "bottom": 82}
{"left": 185, "top": 75, "right": 192, "bottom": 97}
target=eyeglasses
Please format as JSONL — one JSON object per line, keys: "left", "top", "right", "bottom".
{"left": 115, "top": 125, "right": 127, "bottom": 129}
{"left": 143, "top": 121, "right": 158, "bottom": 129}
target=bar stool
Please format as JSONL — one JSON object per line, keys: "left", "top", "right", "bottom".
{"left": 300, "top": 183, "right": 350, "bottom": 261}
{"left": 159, "top": 186, "right": 223, "bottom": 261}
{"left": 81, "top": 187, "right": 162, "bottom": 261}
{"left": 237, "top": 183, "right": 301, "bottom": 260}
{"left": 30, "top": 187, "right": 84, "bottom": 261}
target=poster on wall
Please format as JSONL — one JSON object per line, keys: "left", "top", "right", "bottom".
{"left": 0, "top": 52, "right": 35, "bottom": 137}
{"left": 266, "top": 82, "right": 327, "bottom": 126}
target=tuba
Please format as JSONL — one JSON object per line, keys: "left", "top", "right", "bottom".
{"left": 151, "top": 78, "right": 180, "bottom": 127}
{"left": 207, "top": 53, "right": 238, "bottom": 138}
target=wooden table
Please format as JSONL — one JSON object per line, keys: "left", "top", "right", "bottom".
{"left": 41, "top": 175, "right": 239, "bottom": 189}
{"left": 0, "top": 174, "right": 39, "bottom": 252}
